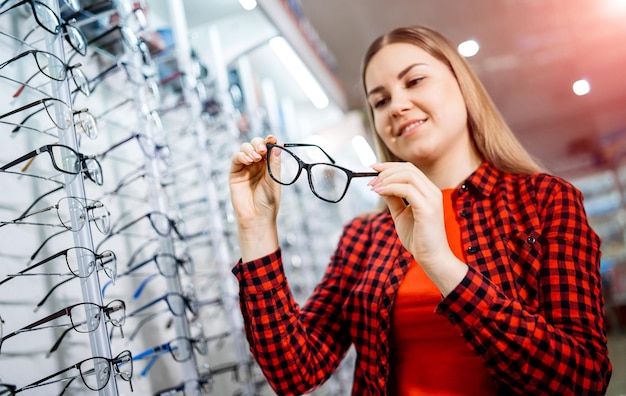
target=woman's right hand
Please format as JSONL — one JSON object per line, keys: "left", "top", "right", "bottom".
{"left": 229, "top": 135, "right": 280, "bottom": 232}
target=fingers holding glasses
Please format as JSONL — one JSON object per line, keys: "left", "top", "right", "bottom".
{"left": 233, "top": 135, "right": 276, "bottom": 165}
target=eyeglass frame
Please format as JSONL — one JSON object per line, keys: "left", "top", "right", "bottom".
{"left": 0, "top": 49, "right": 90, "bottom": 98}
{"left": 0, "top": 196, "right": 110, "bottom": 233}
{"left": 0, "top": 143, "right": 104, "bottom": 186}
{"left": 13, "top": 349, "right": 133, "bottom": 393}
{"left": 266, "top": 143, "right": 379, "bottom": 203}
{"left": 0, "top": 0, "right": 87, "bottom": 55}
{"left": 0, "top": 300, "right": 126, "bottom": 351}
{"left": 0, "top": 246, "right": 116, "bottom": 286}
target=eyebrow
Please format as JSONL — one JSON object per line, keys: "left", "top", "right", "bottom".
{"left": 366, "top": 63, "right": 425, "bottom": 98}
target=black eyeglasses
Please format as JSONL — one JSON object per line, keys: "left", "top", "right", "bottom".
{"left": 0, "top": 97, "right": 72, "bottom": 130}
{"left": 0, "top": 300, "right": 125, "bottom": 351}
{"left": 0, "top": 144, "right": 103, "bottom": 185}
{"left": 266, "top": 143, "right": 379, "bottom": 203}
{"left": 0, "top": 0, "right": 86, "bottom": 55}
{"left": 0, "top": 50, "right": 89, "bottom": 98}
{"left": 13, "top": 349, "right": 132, "bottom": 393}
{"left": 0, "top": 246, "right": 116, "bottom": 287}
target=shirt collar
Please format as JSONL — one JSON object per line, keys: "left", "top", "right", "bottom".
{"left": 462, "top": 162, "right": 501, "bottom": 198}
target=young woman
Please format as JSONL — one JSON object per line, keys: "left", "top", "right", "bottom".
{"left": 228, "top": 25, "right": 612, "bottom": 395}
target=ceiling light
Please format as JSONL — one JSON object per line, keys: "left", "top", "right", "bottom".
{"left": 269, "top": 36, "right": 329, "bottom": 109}
{"left": 238, "top": 0, "right": 257, "bottom": 11}
{"left": 458, "top": 39, "right": 480, "bottom": 57}
{"left": 572, "top": 79, "right": 591, "bottom": 96}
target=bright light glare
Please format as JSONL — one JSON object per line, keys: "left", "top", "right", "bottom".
{"left": 572, "top": 79, "right": 591, "bottom": 96}
{"left": 352, "top": 135, "right": 377, "bottom": 167}
{"left": 238, "top": 0, "right": 257, "bottom": 11}
{"left": 269, "top": 37, "right": 329, "bottom": 109}
{"left": 458, "top": 39, "right": 480, "bottom": 57}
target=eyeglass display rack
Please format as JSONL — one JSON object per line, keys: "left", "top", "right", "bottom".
{"left": 0, "top": 0, "right": 361, "bottom": 395}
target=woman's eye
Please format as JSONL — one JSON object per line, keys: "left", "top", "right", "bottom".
{"left": 406, "top": 77, "right": 424, "bottom": 87}
{"left": 372, "top": 97, "right": 388, "bottom": 109}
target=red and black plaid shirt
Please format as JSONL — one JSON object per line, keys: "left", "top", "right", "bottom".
{"left": 233, "top": 162, "right": 612, "bottom": 395}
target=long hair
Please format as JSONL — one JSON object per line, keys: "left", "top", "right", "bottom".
{"left": 361, "top": 26, "right": 545, "bottom": 175}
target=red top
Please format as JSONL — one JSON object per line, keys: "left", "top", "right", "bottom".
{"left": 389, "top": 189, "right": 497, "bottom": 395}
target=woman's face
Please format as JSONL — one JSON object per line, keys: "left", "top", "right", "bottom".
{"left": 364, "top": 43, "right": 471, "bottom": 168}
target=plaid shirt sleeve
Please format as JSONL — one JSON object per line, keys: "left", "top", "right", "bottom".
{"left": 232, "top": 248, "right": 353, "bottom": 395}
{"left": 436, "top": 176, "right": 612, "bottom": 395}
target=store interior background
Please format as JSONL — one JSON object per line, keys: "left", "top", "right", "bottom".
{"left": 0, "top": 0, "right": 624, "bottom": 394}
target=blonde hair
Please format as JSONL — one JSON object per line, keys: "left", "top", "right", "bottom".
{"left": 361, "top": 25, "right": 545, "bottom": 175}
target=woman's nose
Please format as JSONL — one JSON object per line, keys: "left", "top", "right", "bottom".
{"left": 389, "top": 92, "right": 413, "bottom": 116}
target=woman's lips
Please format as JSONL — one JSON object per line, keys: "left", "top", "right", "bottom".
{"left": 397, "top": 119, "right": 426, "bottom": 136}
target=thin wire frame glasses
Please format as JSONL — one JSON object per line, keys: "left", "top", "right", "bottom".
{"left": 0, "top": 300, "right": 126, "bottom": 351}
{"left": 13, "top": 349, "right": 132, "bottom": 393}
{"left": 0, "top": 246, "right": 116, "bottom": 286}
{"left": 266, "top": 143, "right": 379, "bottom": 203}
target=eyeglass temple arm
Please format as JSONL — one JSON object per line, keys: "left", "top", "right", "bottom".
{"left": 14, "top": 363, "right": 79, "bottom": 393}
{"left": 283, "top": 143, "right": 336, "bottom": 164}
{"left": 30, "top": 229, "right": 67, "bottom": 262}
{"left": 1, "top": 305, "right": 70, "bottom": 344}
{"left": 0, "top": 50, "right": 30, "bottom": 70}
{"left": 46, "top": 325, "right": 74, "bottom": 357}
{"left": 1, "top": 98, "right": 48, "bottom": 124}
{"left": 0, "top": 145, "right": 47, "bottom": 171}
{"left": 0, "top": 249, "right": 66, "bottom": 286}
{"left": 36, "top": 276, "right": 76, "bottom": 310}
{"left": 18, "top": 186, "right": 64, "bottom": 218}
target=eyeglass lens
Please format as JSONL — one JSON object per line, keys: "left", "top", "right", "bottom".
{"left": 30, "top": 1, "right": 59, "bottom": 34}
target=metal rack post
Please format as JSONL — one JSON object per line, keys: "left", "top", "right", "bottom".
{"left": 42, "top": 0, "right": 119, "bottom": 394}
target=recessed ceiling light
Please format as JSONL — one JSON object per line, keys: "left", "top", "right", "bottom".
{"left": 458, "top": 39, "right": 480, "bottom": 57}
{"left": 238, "top": 0, "right": 257, "bottom": 11}
{"left": 572, "top": 79, "right": 591, "bottom": 96}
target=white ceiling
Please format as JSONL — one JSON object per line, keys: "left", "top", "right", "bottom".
{"left": 153, "top": 0, "right": 626, "bottom": 177}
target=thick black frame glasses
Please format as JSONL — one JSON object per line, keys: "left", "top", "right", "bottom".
{"left": 13, "top": 349, "right": 133, "bottom": 393}
{"left": 0, "top": 144, "right": 103, "bottom": 185}
{"left": 0, "top": 0, "right": 86, "bottom": 55}
{"left": 266, "top": 143, "right": 379, "bottom": 203}
{"left": 1, "top": 49, "right": 90, "bottom": 98}
{"left": 0, "top": 97, "right": 72, "bottom": 130}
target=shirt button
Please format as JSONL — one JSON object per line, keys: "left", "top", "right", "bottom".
{"left": 460, "top": 210, "right": 469, "bottom": 218}
{"left": 467, "top": 246, "right": 479, "bottom": 254}
{"left": 448, "top": 313, "right": 459, "bottom": 323}
{"left": 461, "top": 184, "right": 468, "bottom": 191}
{"left": 527, "top": 236, "right": 536, "bottom": 244}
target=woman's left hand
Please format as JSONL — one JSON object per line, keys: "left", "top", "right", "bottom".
{"left": 369, "top": 162, "right": 453, "bottom": 272}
